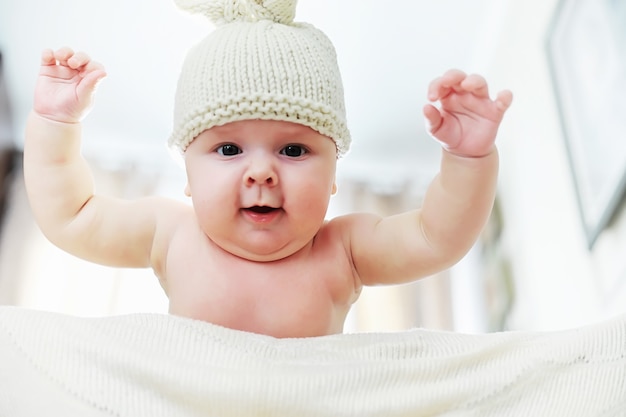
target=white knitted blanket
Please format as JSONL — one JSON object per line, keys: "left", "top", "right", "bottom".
{"left": 0, "top": 307, "right": 624, "bottom": 416}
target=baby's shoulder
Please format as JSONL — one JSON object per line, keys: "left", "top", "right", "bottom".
{"left": 322, "top": 212, "right": 383, "bottom": 234}
{"left": 149, "top": 196, "right": 194, "bottom": 219}
{"left": 149, "top": 197, "right": 196, "bottom": 245}
{"left": 316, "top": 212, "right": 382, "bottom": 248}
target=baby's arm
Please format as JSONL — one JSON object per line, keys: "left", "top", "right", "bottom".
{"left": 345, "top": 70, "right": 512, "bottom": 285}
{"left": 24, "top": 48, "right": 173, "bottom": 268}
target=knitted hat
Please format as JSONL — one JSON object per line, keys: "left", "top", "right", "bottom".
{"left": 169, "top": 0, "right": 351, "bottom": 157}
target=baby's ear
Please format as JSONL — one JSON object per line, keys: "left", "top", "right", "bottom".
{"left": 331, "top": 181, "right": 338, "bottom": 195}
{"left": 184, "top": 183, "right": 192, "bottom": 197}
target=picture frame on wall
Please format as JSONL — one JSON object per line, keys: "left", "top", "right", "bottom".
{"left": 547, "top": 0, "right": 626, "bottom": 248}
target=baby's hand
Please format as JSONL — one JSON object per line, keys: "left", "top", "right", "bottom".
{"left": 423, "top": 69, "right": 512, "bottom": 157}
{"left": 34, "top": 47, "right": 107, "bottom": 124}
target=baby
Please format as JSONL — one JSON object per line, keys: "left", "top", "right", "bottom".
{"left": 24, "top": 0, "right": 512, "bottom": 338}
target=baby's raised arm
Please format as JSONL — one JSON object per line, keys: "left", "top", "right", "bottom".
{"left": 344, "top": 70, "right": 512, "bottom": 286}
{"left": 24, "top": 48, "right": 174, "bottom": 268}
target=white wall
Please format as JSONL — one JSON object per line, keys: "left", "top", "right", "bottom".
{"left": 488, "top": 0, "right": 626, "bottom": 331}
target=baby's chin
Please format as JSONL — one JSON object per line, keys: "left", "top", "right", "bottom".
{"left": 212, "top": 235, "right": 309, "bottom": 263}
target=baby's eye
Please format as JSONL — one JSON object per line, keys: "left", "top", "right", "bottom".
{"left": 280, "top": 145, "right": 307, "bottom": 158}
{"left": 217, "top": 144, "right": 242, "bottom": 156}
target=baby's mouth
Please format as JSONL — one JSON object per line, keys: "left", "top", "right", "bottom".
{"left": 245, "top": 206, "right": 279, "bottom": 214}
{"left": 242, "top": 206, "right": 282, "bottom": 223}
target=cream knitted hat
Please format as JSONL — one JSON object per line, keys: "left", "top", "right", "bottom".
{"left": 169, "top": 0, "right": 351, "bottom": 157}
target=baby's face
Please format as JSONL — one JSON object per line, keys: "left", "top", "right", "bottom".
{"left": 184, "top": 119, "right": 338, "bottom": 262}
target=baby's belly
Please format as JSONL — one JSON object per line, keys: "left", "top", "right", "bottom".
{"left": 169, "top": 290, "right": 346, "bottom": 338}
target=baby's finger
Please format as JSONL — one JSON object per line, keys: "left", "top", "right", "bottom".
{"left": 427, "top": 76, "right": 446, "bottom": 101}
{"left": 427, "top": 69, "right": 466, "bottom": 101}
{"left": 77, "top": 68, "right": 107, "bottom": 100}
{"left": 83, "top": 59, "right": 105, "bottom": 75}
{"left": 67, "top": 51, "right": 92, "bottom": 70}
{"left": 423, "top": 103, "right": 443, "bottom": 133}
{"left": 461, "top": 74, "right": 489, "bottom": 98}
{"left": 53, "top": 47, "right": 75, "bottom": 66}
{"left": 495, "top": 89, "right": 513, "bottom": 112}
{"left": 40, "top": 49, "right": 56, "bottom": 66}
{"left": 440, "top": 68, "right": 467, "bottom": 84}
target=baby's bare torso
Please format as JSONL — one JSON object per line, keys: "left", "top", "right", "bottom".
{"left": 157, "top": 216, "right": 360, "bottom": 338}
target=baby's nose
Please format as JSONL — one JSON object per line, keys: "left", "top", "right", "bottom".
{"left": 244, "top": 157, "right": 278, "bottom": 186}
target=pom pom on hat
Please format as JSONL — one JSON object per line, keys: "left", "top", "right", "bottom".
{"left": 174, "top": 0, "right": 296, "bottom": 24}
{"left": 169, "top": 0, "right": 351, "bottom": 157}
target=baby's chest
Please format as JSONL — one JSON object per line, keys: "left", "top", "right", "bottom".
{"left": 166, "top": 254, "right": 351, "bottom": 336}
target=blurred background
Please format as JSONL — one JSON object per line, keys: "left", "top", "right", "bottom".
{"left": 0, "top": 0, "right": 625, "bottom": 334}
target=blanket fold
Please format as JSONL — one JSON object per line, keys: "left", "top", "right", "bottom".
{"left": 0, "top": 306, "right": 625, "bottom": 416}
